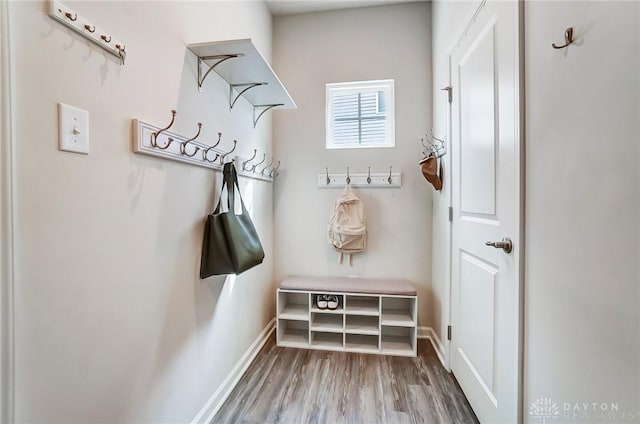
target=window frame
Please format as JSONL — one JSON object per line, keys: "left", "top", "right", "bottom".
{"left": 325, "top": 79, "right": 396, "bottom": 150}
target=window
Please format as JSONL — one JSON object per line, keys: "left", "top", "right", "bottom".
{"left": 326, "top": 79, "right": 395, "bottom": 149}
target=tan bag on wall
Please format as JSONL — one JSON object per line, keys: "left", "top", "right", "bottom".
{"left": 420, "top": 155, "right": 443, "bottom": 191}
{"left": 327, "top": 184, "right": 367, "bottom": 266}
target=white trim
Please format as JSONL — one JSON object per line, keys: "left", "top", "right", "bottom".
{"left": 191, "top": 319, "right": 276, "bottom": 424}
{"left": 325, "top": 79, "right": 396, "bottom": 150}
{"left": 417, "top": 327, "right": 447, "bottom": 369}
{"left": 0, "top": 1, "right": 15, "bottom": 422}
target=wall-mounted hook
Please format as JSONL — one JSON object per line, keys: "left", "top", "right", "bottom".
{"left": 64, "top": 12, "right": 77, "bottom": 21}
{"left": 84, "top": 24, "right": 95, "bottom": 33}
{"left": 202, "top": 132, "right": 222, "bottom": 162}
{"left": 116, "top": 44, "right": 126, "bottom": 66}
{"left": 367, "top": 166, "right": 372, "bottom": 184}
{"left": 179, "top": 122, "right": 202, "bottom": 158}
{"left": 552, "top": 27, "right": 574, "bottom": 49}
{"left": 430, "top": 128, "right": 445, "bottom": 144}
{"left": 326, "top": 167, "right": 330, "bottom": 185}
{"left": 155, "top": 137, "right": 173, "bottom": 150}
{"left": 219, "top": 140, "right": 237, "bottom": 165}
{"left": 270, "top": 161, "right": 281, "bottom": 178}
{"left": 346, "top": 167, "right": 351, "bottom": 184}
{"left": 422, "top": 130, "right": 447, "bottom": 158}
{"left": 260, "top": 157, "right": 274, "bottom": 176}
{"left": 151, "top": 110, "right": 176, "bottom": 149}
{"left": 101, "top": 34, "right": 112, "bottom": 43}
{"left": 250, "top": 154, "right": 266, "bottom": 172}
{"left": 388, "top": 166, "right": 393, "bottom": 184}
{"left": 242, "top": 149, "right": 258, "bottom": 171}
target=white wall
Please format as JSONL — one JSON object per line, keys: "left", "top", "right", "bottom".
{"left": 9, "top": 1, "right": 276, "bottom": 422}
{"left": 272, "top": 3, "right": 434, "bottom": 327}
{"left": 524, "top": 1, "right": 640, "bottom": 420}
{"left": 432, "top": 0, "right": 640, "bottom": 420}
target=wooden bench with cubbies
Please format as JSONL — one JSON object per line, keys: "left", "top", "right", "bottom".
{"left": 276, "top": 276, "right": 418, "bottom": 357}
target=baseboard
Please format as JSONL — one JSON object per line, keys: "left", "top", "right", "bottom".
{"left": 191, "top": 318, "right": 276, "bottom": 424}
{"left": 418, "top": 326, "right": 447, "bottom": 369}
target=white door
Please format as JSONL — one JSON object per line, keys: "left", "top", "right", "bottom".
{"left": 450, "top": 1, "right": 522, "bottom": 423}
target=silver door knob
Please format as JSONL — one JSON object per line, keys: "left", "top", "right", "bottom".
{"left": 485, "top": 237, "right": 513, "bottom": 253}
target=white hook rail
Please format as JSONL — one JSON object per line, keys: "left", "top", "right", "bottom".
{"left": 49, "top": 0, "right": 127, "bottom": 65}
{"left": 317, "top": 170, "right": 402, "bottom": 188}
{"left": 132, "top": 119, "right": 276, "bottom": 182}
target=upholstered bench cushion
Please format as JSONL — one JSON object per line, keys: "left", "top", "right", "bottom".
{"left": 280, "top": 276, "right": 416, "bottom": 296}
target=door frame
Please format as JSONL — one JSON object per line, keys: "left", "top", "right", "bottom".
{"left": 0, "top": 1, "right": 15, "bottom": 422}
{"left": 445, "top": 0, "right": 525, "bottom": 422}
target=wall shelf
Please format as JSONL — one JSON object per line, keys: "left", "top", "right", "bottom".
{"left": 187, "top": 39, "right": 296, "bottom": 127}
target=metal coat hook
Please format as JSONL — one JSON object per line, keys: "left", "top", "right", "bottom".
{"left": 202, "top": 132, "right": 222, "bottom": 162}
{"left": 552, "top": 27, "right": 574, "bottom": 49}
{"left": 101, "top": 34, "right": 112, "bottom": 43}
{"left": 388, "top": 166, "right": 393, "bottom": 184}
{"left": 367, "top": 167, "right": 372, "bottom": 184}
{"left": 250, "top": 153, "right": 266, "bottom": 172}
{"left": 422, "top": 129, "right": 447, "bottom": 158}
{"left": 326, "top": 168, "right": 330, "bottom": 185}
{"left": 179, "top": 123, "right": 202, "bottom": 157}
{"left": 242, "top": 149, "right": 257, "bottom": 171}
{"left": 116, "top": 44, "right": 126, "bottom": 66}
{"left": 151, "top": 110, "right": 176, "bottom": 149}
{"left": 260, "top": 157, "right": 274, "bottom": 176}
{"left": 431, "top": 129, "right": 445, "bottom": 144}
{"left": 64, "top": 11, "right": 77, "bottom": 21}
{"left": 346, "top": 167, "right": 351, "bottom": 184}
{"left": 270, "top": 161, "right": 281, "bottom": 178}
{"left": 219, "top": 140, "right": 237, "bottom": 165}
{"left": 84, "top": 24, "right": 95, "bottom": 33}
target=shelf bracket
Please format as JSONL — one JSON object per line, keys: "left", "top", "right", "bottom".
{"left": 229, "top": 82, "right": 268, "bottom": 110}
{"left": 253, "top": 103, "right": 284, "bottom": 128}
{"left": 197, "top": 53, "right": 244, "bottom": 90}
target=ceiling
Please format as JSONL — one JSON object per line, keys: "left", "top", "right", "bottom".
{"left": 264, "top": 0, "right": 427, "bottom": 16}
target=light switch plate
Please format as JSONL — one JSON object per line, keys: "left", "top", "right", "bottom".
{"left": 58, "top": 102, "right": 89, "bottom": 154}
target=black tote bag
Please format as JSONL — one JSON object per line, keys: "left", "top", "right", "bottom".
{"left": 200, "top": 162, "right": 265, "bottom": 278}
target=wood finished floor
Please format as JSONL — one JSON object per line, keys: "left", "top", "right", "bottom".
{"left": 212, "top": 336, "right": 479, "bottom": 424}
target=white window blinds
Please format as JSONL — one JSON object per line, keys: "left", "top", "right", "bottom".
{"left": 326, "top": 80, "right": 395, "bottom": 149}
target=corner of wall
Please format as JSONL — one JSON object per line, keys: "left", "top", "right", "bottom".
{"left": 0, "top": 0, "right": 15, "bottom": 421}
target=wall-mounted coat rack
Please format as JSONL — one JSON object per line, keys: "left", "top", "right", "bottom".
{"left": 132, "top": 110, "right": 279, "bottom": 182}
{"left": 187, "top": 39, "right": 297, "bottom": 127}
{"left": 421, "top": 130, "right": 447, "bottom": 158}
{"left": 48, "top": 0, "right": 127, "bottom": 65}
{"left": 318, "top": 167, "right": 402, "bottom": 188}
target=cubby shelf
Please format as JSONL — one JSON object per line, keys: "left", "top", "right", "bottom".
{"left": 345, "top": 315, "right": 379, "bottom": 335}
{"left": 277, "top": 289, "right": 417, "bottom": 357}
{"left": 279, "top": 327, "right": 309, "bottom": 348}
{"left": 345, "top": 297, "right": 380, "bottom": 316}
{"left": 381, "top": 309, "right": 415, "bottom": 327}
{"left": 311, "top": 314, "right": 343, "bottom": 333}
{"left": 279, "top": 305, "right": 308, "bottom": 321}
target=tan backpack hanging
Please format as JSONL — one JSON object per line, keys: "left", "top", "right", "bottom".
{"left": 327, "top": 184, "right": 367, "bottom": 266}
